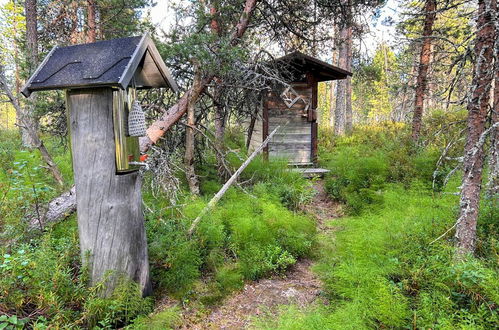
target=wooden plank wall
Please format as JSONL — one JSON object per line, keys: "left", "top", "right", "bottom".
{"left": 247, "top": 83, "right": 313, "bottom": 164}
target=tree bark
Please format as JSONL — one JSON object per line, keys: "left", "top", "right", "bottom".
{"left": 334, "top": 25, "right": 349, "bottom": 136}
{"left": 329, "top": 28, "right": 338, "bottom": 128}
{"left": 69, "top": 1, "right": 81, "bottom": 44}
{"left": 344, "top": 24, "right": 353, "bottom": 133}
{"left": 214, "top": 82, "right": 228, "bottom": 180}
{"left": 22, "top": 0, "right": 39, "bottom": 148}
{"left": 28, "top": 187, "right": 76, "bottom": 230}
{"left": 86, "top": 0, "right": 97, "bottom": 43}
{"left": 486, "top": 41, "right": 498, "bottom": 198}
{"left": 344, "top": 0, "right": 353, "bottom": 133}
{"left": 411, "top": 0, "right": 437, "bottom": 142}
{"left": 455, "top": 0, "right": 496, "bottom": 255}
{"left": 184, "top": 72, "right": 201, "bottom": 195}
{"left": 67, "top": 88, "right": 151, "bottom": 296}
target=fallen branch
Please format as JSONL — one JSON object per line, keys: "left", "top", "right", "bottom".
{"left": 28, "top": 186, "right": 76, "bottom": 230}
{"left": 188, "top": 126, "right": 280, "bottom": 236}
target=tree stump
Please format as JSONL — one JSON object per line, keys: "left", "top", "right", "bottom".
{"left": 67, "top": 88, "right": 151, "bottom": 296}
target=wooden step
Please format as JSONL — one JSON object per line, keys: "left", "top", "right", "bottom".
{"left": 290, "top": 167, "right": 330, "bottom": 178}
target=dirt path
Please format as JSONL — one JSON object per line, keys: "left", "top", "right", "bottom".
{"left": 180, "top": 181, "right": 341, "bottom": 329}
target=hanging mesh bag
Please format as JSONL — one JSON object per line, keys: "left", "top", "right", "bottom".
{"left": 128, "top": 100, "right": 147, "bottom": 137}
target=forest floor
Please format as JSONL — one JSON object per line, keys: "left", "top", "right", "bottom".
{"left": 175, "top": 180, "right": 343, "bottom": 329}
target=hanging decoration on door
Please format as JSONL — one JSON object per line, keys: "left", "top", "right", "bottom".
{"left": 280, "top": 86, "right": 310, "bottom": 112}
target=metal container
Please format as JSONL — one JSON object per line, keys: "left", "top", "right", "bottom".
{"left": 113, "top": 88, "right": 141, "bottom": 173}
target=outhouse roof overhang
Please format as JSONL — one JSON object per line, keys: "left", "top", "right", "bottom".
{"left": 274, "top": 51, "right": 352, "bottom": 82}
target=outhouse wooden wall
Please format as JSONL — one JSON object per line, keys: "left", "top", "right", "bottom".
{"left": 247, "top": 76, "right": 318, "bottom": 165}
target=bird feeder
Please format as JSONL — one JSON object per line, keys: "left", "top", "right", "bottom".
{"left": 22, "top": 33, "right": 178, "bottom": 173}
{"left": 21, "top": 34, "right": 178, "bottom": 296}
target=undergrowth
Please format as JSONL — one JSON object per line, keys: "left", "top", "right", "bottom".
{"left": 257, "top": 120, "right": 498, "bottom": 329}
{"left": 1, "top": 129, "right": 315, "bottom": 328}
{"left": 145, "top": 155, "right": 316, "bottom": 302}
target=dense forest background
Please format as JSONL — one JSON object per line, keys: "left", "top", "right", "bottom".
{"left": 0, "top": 0, "right": 497, "bottom": 328}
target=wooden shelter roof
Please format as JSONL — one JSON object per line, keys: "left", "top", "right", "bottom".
{"left": 22, "top": 34, "right": 178, "bottom": 97}
{"left": 275, "top": 51, "right": 352, "bottom": 82}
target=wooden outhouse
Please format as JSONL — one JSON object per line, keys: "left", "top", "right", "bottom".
{"left": 247, "top": 51, "right": 351, "bottom": 165}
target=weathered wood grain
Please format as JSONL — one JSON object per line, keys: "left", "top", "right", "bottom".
{"left": 245, "top": 82, "right": 314, "bottom": 164}
{"left": 67, "top": 88, "right": 151, "bottom": 297}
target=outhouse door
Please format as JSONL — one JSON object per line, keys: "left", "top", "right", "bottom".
{"left": 248, "top": 82, "right": 317, "bottom": 165}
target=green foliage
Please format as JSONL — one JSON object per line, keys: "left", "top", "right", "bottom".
{"left": 263, "top": 184, "right": 498, "bottom": 329}
{"left": 0, "top": 218, "right": 153, "bottom": 328}
{"left": 321, "top": 123, "right": 449, "bottom": 214}
{"left": 147, "top": 216, "right": 203, "bottom": 297}
{"left": 82, "top": 277, "right": 153, "bottom": 329}
{"left": 129, "top": 306, "right": 182, "bottom": 330}
{"left": 0, "top": 131, "right": 72, "bottom": 234}
{"left": 148, "top": 182, "right": 316, "bottom": 299}
{"left": 352, "top": 43, "right": 398, "bottom": 122}
{"left": 242, "top": 156, "right": 316, "bottom": 211}
{"left": 0, "top": 315, "right": 28, "bottom": 330}
{"left": 263, "top": 121, "right": 497, "bottom": 329}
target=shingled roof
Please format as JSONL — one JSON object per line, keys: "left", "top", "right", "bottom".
{"left": 275, "top": 51, "right": 352, "bottom": 82}
{"left": 22, "top": 34, "right": 178, "bottom": 97}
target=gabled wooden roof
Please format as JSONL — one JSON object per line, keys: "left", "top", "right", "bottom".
{"left": 275, "top": 51, "right": 352, "bottom": 82}
{"left": 22, "top": 34, "right": 178, "bottom": 97}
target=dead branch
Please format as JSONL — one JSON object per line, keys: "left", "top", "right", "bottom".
{"left": 188, "top": 126, "right": 280, "bottom": 236}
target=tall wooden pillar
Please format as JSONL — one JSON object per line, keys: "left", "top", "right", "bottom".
{"left": 307, "top": 73, "right": 318, "bottom": 164}
{"left": 67, "top": 88, "right": 151, "bottom": 297}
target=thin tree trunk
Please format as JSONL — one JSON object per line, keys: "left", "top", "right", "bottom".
{"left": 86, "top": 0, "right": 97, "bottom": 43}
{"left": 329, "top": 27, "right": 338, "bottom": 128}
{"left": 214, "top": 82, "right": 228, "bottom": 180}
{"left": 344, "top": 0, "right": 353, "bottom": 133}
{"left": 184, "top": 70, "right": 201, "bottom": 195}
{"left": 69, "top": 1, "right": 80, "bottom": 44}
{"left": 455, "top": 0, "right": 496, "bottom": 255}
{"left": 487, "top": 55, "right": 499, "bottom": 198}
{"left": 334, "top": 29, "right": 348, "bottom": 135}
{"left": 411, "top": 0, "right": 437, "bottom": 142}
{"left": 11, "top": 2, "right": 23, "bottom": 137}
{"left": 12, "top": 0, "right": 21, "bottom": 96}
{"left": 22, "top": 0, "right": 39, "bottom": 148}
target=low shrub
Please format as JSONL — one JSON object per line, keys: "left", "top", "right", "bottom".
{"left": 321, "top": 124, "right": 448, "bottom": 214}
{"left": 0, "top": 218, "right": 153, "bottom": 328}
{"left": 148, "top": 185, "right": 316, "bottom": 299}
{"left": 129, "top": 306, "right": 182, "bottom": 330}
{"left": 324, "top": 146, "right": 388, "bottom": 214}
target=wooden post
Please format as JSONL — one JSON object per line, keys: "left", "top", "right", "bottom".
{"left": 262, "top": 93, "right": 269, "bottom": 161}
{"left": 67, "top": 88, "right": 151, "bottom": 297}
{"left": 307, "top": 73, "right": 318, "bottom": 164}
